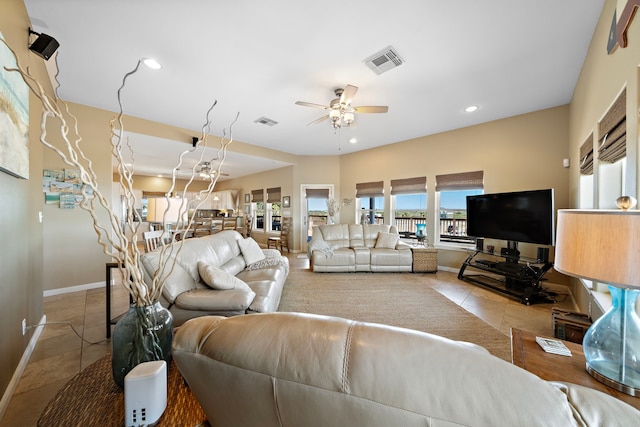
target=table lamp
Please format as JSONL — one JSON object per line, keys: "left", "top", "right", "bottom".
{"left": 415, "top": 223, "right": 427, "bottom": 247}
{"left": 554, "top": 203, "right": 640, "bottom": 396}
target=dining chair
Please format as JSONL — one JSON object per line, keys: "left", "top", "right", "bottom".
{"left": 143, "top": 230, "right": 165, "bottom": 252}
{"left": 267, "top": 216, "right": 291, "bottom": 252}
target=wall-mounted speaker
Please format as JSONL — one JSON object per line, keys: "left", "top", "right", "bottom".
{"left": 28, "top": 31, "right": 59, "bottom": 61}
{"left": 124, "top": 361, "right": 167, "bottom": 426}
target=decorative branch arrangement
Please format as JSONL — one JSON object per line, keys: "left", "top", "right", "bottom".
{"left": 1, "top": 38, "right": 236, "bottom": 306}
{"left": 326, "top": 198, "right": 341, "bottom": 217}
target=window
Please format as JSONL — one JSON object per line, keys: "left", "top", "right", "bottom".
{"left": 356, "top": 181, "right": 384, "bottom": 224}
{"left": 266, "top": 187, "right": 281, "bottom": 232}
{"left": 391, "top": 177, "right": 427, "bottom": 238}
{"left": 435, "top": 171, "right": 484, "bottom": 244}
{"left": 251, "top": 189, "right": 264, "bottom": 230}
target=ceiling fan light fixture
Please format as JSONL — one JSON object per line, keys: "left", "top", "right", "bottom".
{"left": 199, "top": 161, "right": 213, "bottom": 179}
{"left": 343, "top": 111, "right": 355, "bottom": 126}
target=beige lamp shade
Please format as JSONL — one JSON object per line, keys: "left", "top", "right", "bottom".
{"left": 554, "top": 209, "right": 640, "bottom": 288}
{"left": 147, "top": 197, "right": 184, "bottom": 224}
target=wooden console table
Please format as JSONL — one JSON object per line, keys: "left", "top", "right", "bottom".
{"left": 511, "top": 328, "right": 640, "bottom": 410}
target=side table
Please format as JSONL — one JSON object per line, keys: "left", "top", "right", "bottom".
{"left": 411, "top": 246, "right": 437, "bottom": 273}
{"left": 511, "top": 328, "right": 640, "bottom": 410}
{"left": 38, "top": 355, "right": 207, "bottom": 426}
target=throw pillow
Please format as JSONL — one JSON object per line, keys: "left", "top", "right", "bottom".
{"left": 198, "top": 262, "right": 251, "bottom": 291}
{"left": 375, "top": 231, "right": 399, "bottom": 249}
{"left": 246, "top": 256, "right": 290, "bottom": 275}
{"left": 238, "top": 237, "right": 266, "bottom": 265}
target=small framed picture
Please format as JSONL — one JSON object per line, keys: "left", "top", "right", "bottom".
{"left": 282, "top": 196, "right": 290, "bottom": 208}
{"left": 244, "top": 193, "right": 250, "bottom": 203}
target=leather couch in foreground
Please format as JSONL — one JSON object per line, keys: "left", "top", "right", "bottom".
{"left": 140, "top": 230, "right": 288, "bottom": 326}
{"left": 309, "top": 223, "right": 412, "bottom": 272}
{"left": 173, "top": 312, "right": 640, "bottom": 427}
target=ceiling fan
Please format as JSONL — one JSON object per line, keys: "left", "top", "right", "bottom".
{"left": 295, "top": 84, "right": 388, "bottom": 129}
{"left": 199, "top": 161, "right": 229, "bottom": 180}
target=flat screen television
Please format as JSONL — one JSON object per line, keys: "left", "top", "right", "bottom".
{"left": 466, "top": 189, "right": 555, "bottom": 246}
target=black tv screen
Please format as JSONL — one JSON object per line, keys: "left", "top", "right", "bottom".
{"left": 466, "top": 189, "right": 555, "bottom": 245}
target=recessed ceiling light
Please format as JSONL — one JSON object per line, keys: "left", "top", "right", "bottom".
{"left": 143, "top": 58, "right": 161, "bottom": 70}
{"left": 349, "top": 138, "right": 357, "bottom": 144}
{"left": 464, "top": 105, "right": 479, "bottom": 113}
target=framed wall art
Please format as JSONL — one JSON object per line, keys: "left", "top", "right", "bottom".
{"left": 0, "top": 31, "right": 30, "bottom": 179}
{"left": 282, "top": 196, "right": 290, "bottom": 208}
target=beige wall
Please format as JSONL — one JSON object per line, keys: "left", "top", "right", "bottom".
{"left": 338, "top": 106, "right": 570, "bottom": 282}
{"left": 0, "top": 0, "right": 50, "bottom": 401}
{"left": 570, "top": 0, "right": 639, "bottom": 203}
{"left": 117, "top": 174, "right": 210, "bottom": 194}
{"left": 567, "top": 0, "right": 640, "bottom": 311}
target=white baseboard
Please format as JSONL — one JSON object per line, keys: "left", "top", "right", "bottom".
{"left": 43, "top": 281, "right": 105, "bottom": 297}
{"left": 0, "top": 314, "right": 47, "bottom": 421}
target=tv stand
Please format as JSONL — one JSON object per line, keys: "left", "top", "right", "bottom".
{"left": 457, "top": 248, "right": 554, "bottom": 305}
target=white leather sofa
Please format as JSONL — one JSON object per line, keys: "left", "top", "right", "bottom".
{"left": 309, "top": 224, "right": 412, "bottom": 272}
{"left": 140, "top": 230, "right": 288, "bottom": 326}
{"left": 173, "top": 312, "right": 640, "bottom": 427}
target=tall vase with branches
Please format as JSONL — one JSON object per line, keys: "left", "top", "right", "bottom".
{"left": 326, "top": 198, "right": 340, "bottom": 224}
{"left": 1, "top": 39, "right": 237, "bottom": 386}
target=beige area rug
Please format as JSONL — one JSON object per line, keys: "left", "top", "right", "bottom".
{"left": 278, "top": 268, "right": 512, "bottom": 361}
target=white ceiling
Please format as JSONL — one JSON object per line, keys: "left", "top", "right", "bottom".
{"left": 24, "top": 0, "right": 603, "bottom": 180}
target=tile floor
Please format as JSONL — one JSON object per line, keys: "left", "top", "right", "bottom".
{"left": 0, "top": 254, "right": 575, "bottom": 426}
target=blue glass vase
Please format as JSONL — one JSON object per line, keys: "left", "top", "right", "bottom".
{"left": 111, "top": 301, "right": 173, "bottom": 389}
{"left": 583, "top": 285, "right": 640, "bottom": 394}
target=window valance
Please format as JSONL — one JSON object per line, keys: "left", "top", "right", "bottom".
{"left": 251, "top": 189, "right": 264, "bottom": 203}
{"left": 598, "top": 89, "right": 626, "bottom": 164}
{"left": 435, "top": 171, "right": 484, "bottom": 192}
{"left": 266, "top": 187, "right": 281, "bottom": 203}
{"left": 580, "top": 134, "right": 594, "bottom": 176}
{"left": 356, "top": 181, "right": 384, "bottom": 198}
{"left": 305, "top": 188, "right": 329, "bottom": 199}
{"left": 390, "top": 176, "right": 427, "bottom": 195}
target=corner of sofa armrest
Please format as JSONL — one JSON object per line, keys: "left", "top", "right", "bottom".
{"left": 395, "top": 242, "right": 412, "bottom": 250}
{"left": 172, "top": 315, "right": 228, "bottom": 353}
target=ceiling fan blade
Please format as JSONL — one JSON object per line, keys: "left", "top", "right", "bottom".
{"left": 295, "top": 101, "right": 329, "bottom": 110}
{"left": 307, "top": 114, "right": 329, "bottom": 126}
{"left": 340, "top": 85, "right": 358, "bottom": 105}
{"left": 353, "top": 106, "right": 389, "bottom": 114}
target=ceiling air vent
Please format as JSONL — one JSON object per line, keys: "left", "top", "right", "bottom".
{"left": 363, "top": 46, "right": 404, "bottom": 75}
{"left": 254, "top": 116, "right": 278, "bottom": 127}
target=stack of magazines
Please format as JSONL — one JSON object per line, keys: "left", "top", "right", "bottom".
{"left": 536, "top": 336, "right": 572, "bottom": 356}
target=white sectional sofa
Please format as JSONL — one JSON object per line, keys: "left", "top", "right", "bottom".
{"left": 309, "top": 224, "right": 412, "bottom": 272}
{"left": 173, "top": 312, "right": 640, "bottom": 426}
{"left": 140, "top": 230, "right": 289, "bottom": 326}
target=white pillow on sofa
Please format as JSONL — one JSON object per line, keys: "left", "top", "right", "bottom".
{"left": 375, "top": 231, "right": 399, "bottom": 249}
{"left": 198, "top": 262, "right": 251, "bottom": 291}
{"left": 238, "top": 237, "right": 266, "bottom": 265}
